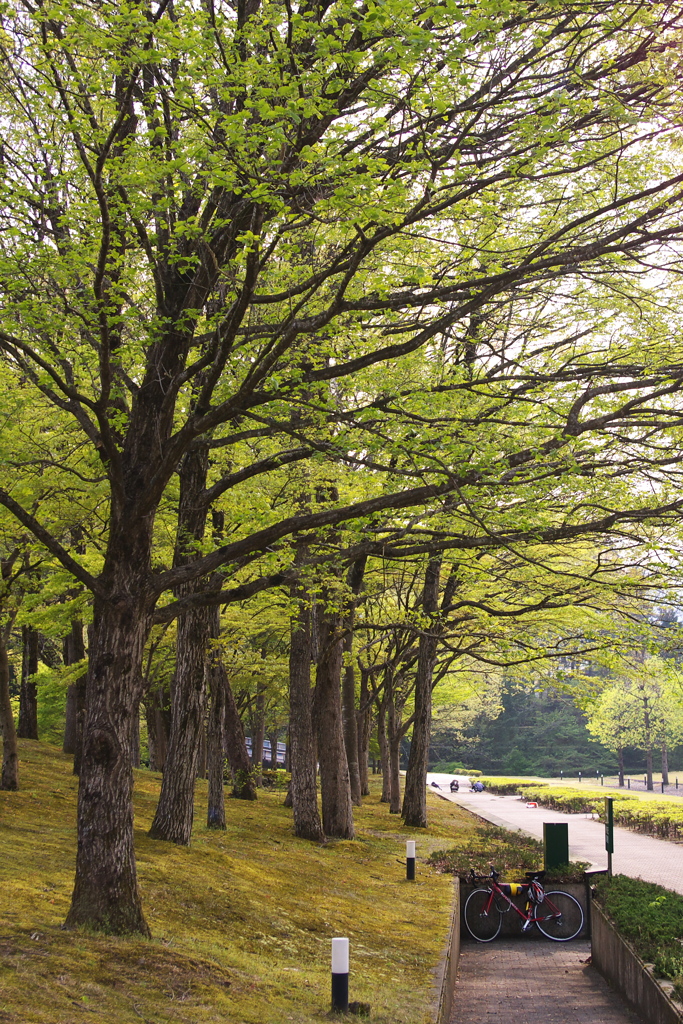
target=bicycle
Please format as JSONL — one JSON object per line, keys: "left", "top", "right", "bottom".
{"left": 463, "top": 866, "right": 584, "bottom": 943}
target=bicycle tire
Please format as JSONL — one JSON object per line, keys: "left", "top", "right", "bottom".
{"left": 534, "top": 891, "right": 584, "bottom": 941}
{"left": 464, "top": 888, "right": 502, "bottom": 942}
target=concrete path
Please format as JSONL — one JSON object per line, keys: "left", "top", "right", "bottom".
{"left": 428, "top": 774, "right": 683, "bottom": 895}
{"left": 450, "top": 939, "right": 644, "bottom": 1024}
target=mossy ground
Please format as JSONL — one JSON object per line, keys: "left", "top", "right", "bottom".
{"left": 0, "top": 742, "right": 477, "bottom": 1024}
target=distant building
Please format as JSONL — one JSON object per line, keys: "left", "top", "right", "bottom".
{"left": 245, "top": 737, "right": 286, "bottom": 766}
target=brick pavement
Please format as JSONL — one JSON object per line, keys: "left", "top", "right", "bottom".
{"left": 450, "top": 939, "right": 644, "bottom": 1024}
{"left": 428, "top": 775, "right": 683, "bottom": 895}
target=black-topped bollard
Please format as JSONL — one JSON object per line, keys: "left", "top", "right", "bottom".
{"left": 406, "top": 840, "right": 416, "bottom": 881}
{"left": 331, "top": 938, "right": 349, "bottom": 1013}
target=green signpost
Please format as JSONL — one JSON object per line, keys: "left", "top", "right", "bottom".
{"left": 605, "top": 797, "right": 614, "bottom": 877}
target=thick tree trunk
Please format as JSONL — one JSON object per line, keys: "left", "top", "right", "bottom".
{"left": 316, "top": 608, "right": 354, "bottom": 839}
{"left": 377, "top": 696, "right": 391, "bottom": 803}
{"left": 662, "top": 744, "right": 669, "bottom": 785}
{"left": 148, "top": 604, "right": 210, "bottom": 843}
{"left": 402, "top": 558, "right": 441, "bottom": 828}
{"left": 65, "top": 592, "right": 152, "bottom": 935}
{"left": 288, "top": 576, "right": 324, "bottom": 842}
{"left": 17, "top": 625, "right": 39, "bottom": 740}
{"left": 206, "top": 650, "right": 226, "bottom": 829}
{"left": 63, "top": 620, "right": 87, "bottom": 772}
{"left": 0, "top": 631, "right": 19, "bottom": 790}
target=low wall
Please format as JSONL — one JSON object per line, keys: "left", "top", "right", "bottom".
{"left": 460, "top": 882, "right": 589, "bottom": 940}
{"left": 592, "top": 901, "right": 683, "bottom": 1024}
{"left": 433, "top": 877, "right": 460, "bottom": 1024}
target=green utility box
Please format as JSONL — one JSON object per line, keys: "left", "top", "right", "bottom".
{"left": 543, "top": 822, "right": 569, "bottom": 870}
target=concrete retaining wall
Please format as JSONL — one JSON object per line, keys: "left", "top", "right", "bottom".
{"left": 460, "top": 881, "right": 589, "bottom": 940}
{"left": 592, "top": 901, "right": 683, "bottom": 1024}
{"left": 434, "top": 877, "right": 460, "bottom": 1024}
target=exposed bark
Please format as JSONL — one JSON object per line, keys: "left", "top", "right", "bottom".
{"left": 149, "top": 445, "right": 210, "bottom": 845}
{"left": 316, "top": 607, "right": 354, "bottom": 839}
{"left": 251, "top": 684, "right": 266, "bottom": 786}
{"left": 618, "top": 746, "right": 625, "bottom": 787}
{"left": 662, "top": 744, "right": 669, "bottom": 786}
{"left": 357, "top": 667, "right": 371, "bottom": 797}
{"left": 288, "top": 571, "right": 324, "bottom": 841}
{"left": 206, "top": 648, "right": 226, "bottom": 829}
{"left": 148, "top": 604, "right": 210, "bottom": 843}
{"left": 208, "top": 605, "right": 256, "bottom": 800}
{"left": 377, "top": 695, "right": 391, "bottom": 803}
{"left": 63, "top": 620, "right": 86, "bottom": 771}
{"left": 17, "top": 625, "right": 39, "bottom": 740}
{"left": 402, "top": 558, "right": 442, "bottom": 828}
{"left": 145, "top": 685, "right": 171, "bottom": 772}
{"left": 65, "top": 590, "right": 152, "bottom": 936}
{"left": 342, "top": 558, "right": 366, "bottom": 807}
{"left": 387, "top": 693, "right": 402, "bottom": 814}
{"left": 0, "top": 631, "right": 19, "bottom": 790}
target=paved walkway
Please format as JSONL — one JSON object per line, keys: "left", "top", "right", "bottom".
{"left": 450, "top": 940, "right": 644, "bottom": 1024}
{"left": 428, "top": 774, "right": 683, "bottom": 894}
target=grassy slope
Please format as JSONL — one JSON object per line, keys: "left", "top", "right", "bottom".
{"left": 0, "top": 741, "right": 471, "bottom": 1024}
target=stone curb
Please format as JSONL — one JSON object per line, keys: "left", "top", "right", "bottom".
{"left": 432, "top": 876, "right": 460, "bottom": 1024}
{"left": 592, "top": 901, "right": 683, "bottom": 1024}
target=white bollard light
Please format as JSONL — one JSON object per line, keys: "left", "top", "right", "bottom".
{"left": 331, "top": 937, "right": 349, "bottom": 1012}
{"left": 406, "top": 840, "right": 416, "bottom": 881}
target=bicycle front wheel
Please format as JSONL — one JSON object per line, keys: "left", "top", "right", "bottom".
{"left": 535, "top": 891, "right": 584, "bottom": 941}
{"left": 464, "top": 888, "right": 502, "bottom": 942}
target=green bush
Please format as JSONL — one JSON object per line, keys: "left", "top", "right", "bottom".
{"left": 594, "top": 876, "right": 683, "bottom": 998}
{"left": 431, "top": 760, "right": 481, "bottom": 775}
{"left": 427, "top": 823, "right": 587, "bottom": 882}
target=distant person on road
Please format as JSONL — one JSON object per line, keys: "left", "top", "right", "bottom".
{"left": 471, "top": 780, "right": 484, "bottom": 793}
{"left": 430, "top": 780, "right": 441, "bottom": 789}
{"left": 450, "top": 779, "right": 459, "bottom": 792}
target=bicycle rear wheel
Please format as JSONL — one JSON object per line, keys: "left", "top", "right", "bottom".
{"left": 535, "top": 891, "right": 584, "bottom": 941}
{"left": 464, "top": 888, "right": 502, "bottom": 942}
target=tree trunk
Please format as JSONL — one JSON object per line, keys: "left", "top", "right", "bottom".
{"left": 341, "top": 557, "right": 366, "bottom": 807}
{"left": 357, "top": 668, "right": 371, "bottom": 797}
{"left": 206, "top": 649, "right": 226, "bottom": 829}
{"left": 0, "top": 630, "right": 19, "bottom": 790}
{"left": 643, "top": 695, "right": 654, "bottom": 791}
{"left": 64, "top": 592, "right": 152, "bottom": 936}
{"left": 388, "top": 697, "right": 402, "bottom": 814}
{"left": 288, "top": 574, "right": 324, "bottom": 842}
{"left": 63, "top": 620, "right": 87, "bottom": 773}
{"left": 145, "top": 685, "right": 171, "bottom": 772}
{"left": 17, "top": 625, "right": 39, "bottom": 740}
{"left": 662, "top": 744, "right": 669, "bottom": 786}
{"left": 618, "top": 746, "right": 625, "bottom": 787}
{"left": 267, "top": 729, "right": 280, "bottom": 768}
{"left": 149, "top": 444, "right": 211, "bottom": 845}
{"left": 377, "top": 696, "right": 391, "bottom": 803}
{"left": 316, "top": 607, "right": 354, "bottom": 839}
{"left": 148, "top": 604, "right": 210, "bottom": 843}
{"left": 251, "top": 684, "right": 266, "bottom": 786}
{"left": 402, "top": 558, "right": 441, "bottom": 828}
{"left": 208, "top": 605, "right": 256, "bottom": 800}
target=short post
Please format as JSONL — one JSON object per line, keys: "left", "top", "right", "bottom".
{"left": 605, "top": 797, "right": 614, "bottom": 878}
{"left": 677, "top": 778, "right": 679, "bottom": 790}
{"left": 644, "top": 776, "right": 647, "bottom": 787}
{"left": 627, "top": 778, "right": 631, "bottom": 789}
{"left": 601, "top": 775, "right": 604, "bottom": 786}
{"left": 560, "top": 770, "right": 563, "bottom": 781}
{"left": 578, "top": 772, "right": 582, "bottom": 783}
{"left": 662, "top": 780, "right": 665, "bottom": 794}
{"left": 331, "top": 938, "right": 349, "bottom": 1013}
{"left": 406, "top": 840, "right": 416, "bottom": 881}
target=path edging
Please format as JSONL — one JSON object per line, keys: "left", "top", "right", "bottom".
{"left": 432, "top": 876, "right": 460, "bottom": 1024}
{"left": 592, "top": 900, "right": 683, "bottom": 1024}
